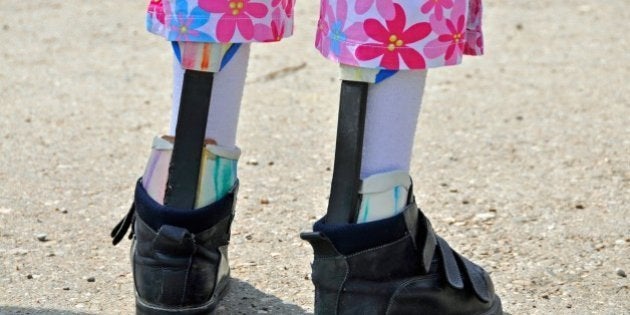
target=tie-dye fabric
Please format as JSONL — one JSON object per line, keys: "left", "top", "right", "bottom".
{"left": 141, "top": 136, "right": 240, "bottom": 208}
{"left": 146, "top": 0, "right": 483, "bottom": 70}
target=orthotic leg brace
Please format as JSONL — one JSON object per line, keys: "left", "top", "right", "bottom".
{"left": 164, "top": 70, "right": 214, "bottom": 208}
{"left": 165, "top": 42, "right": 239, "bottom": 209}
{"left": 326, "top": 80, "right": 369, "bottom": 224}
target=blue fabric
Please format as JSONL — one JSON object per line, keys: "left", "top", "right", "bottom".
{"left": 134, "top": 179, "right": 237, "bottom": 234}
{"left": 171, "top": 41, "right": 182, "bottom": 64}
{"left": 313, "top": 210, "right": 408, "bottom": 255}
{"left": 375, "top": 69, "right": 398, "bottom": 84}
{"left": 220, "top": 43, "right": 241, "bottom": 70}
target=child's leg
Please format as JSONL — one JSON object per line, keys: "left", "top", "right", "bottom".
{"left": 302, "top": 0, "right": 502, "bottom": 314}
{"left": 141, "top": 44, "right": 250, "bottom": 207}
{"left": 169, "top": 44, "right": 250, "bottom": 148}
{"left": 357, "top": 69, "right": 427, "bottom": 222}
{"left": 112, "top": 0, "right": 296, "bottom": 312}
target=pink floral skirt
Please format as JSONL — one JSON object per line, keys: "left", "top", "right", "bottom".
{"left": 147, "top": 0, "right": 483, "bottom": 70}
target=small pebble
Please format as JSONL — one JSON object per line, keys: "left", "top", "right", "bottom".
{"left": 27, "top": 274, "right": 33, "bottom": 279}
{"left": 260, "top": 198, "right": 270, "bottom": 205}
{"left": 36, "top": 233, "right": 48, "bottom": 242}
{"left": 268, "top": 161, "right": 274, "bottom": 166}
{"left": 246, "top": 159, "right": 259, "bottom": 166}
{"left": 616, "top": 268, "right": 627, "bottom": 278}
{"left": 575, "top": 204, "right": 584, "bottom": 209}
{"left": 474, "top": 212, "right": 496, "bottom": 221}
{"left": 63, "top": 287, "right": 70, "bottom": 291}
{"left": 87, "top": 277, "right": 95, "bottom": 282}
{"left": 55, "top": 207, "right": 68, "bottom": 214}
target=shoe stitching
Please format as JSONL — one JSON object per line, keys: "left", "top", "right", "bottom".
{"left": 384, "top": 274, "right": 440, "bottom": 315}
{"left": 180, "top": 239, "right": 195, "bottom": 305}
{"left": 334, "top": 259, "right": 350, "bottom": 315}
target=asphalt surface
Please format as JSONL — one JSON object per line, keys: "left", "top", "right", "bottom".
{"left": 0, "top": 1, "right": 628, "bottom": 314}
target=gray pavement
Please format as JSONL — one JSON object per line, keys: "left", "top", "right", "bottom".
{"left": 0, "top": 1, "right": 628, "bottom": 314}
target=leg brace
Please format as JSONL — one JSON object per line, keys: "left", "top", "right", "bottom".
{"left": 326, "top": 80, "right": 369, "bottom": 224}
{"left": 164, "top": 70, "right": 214, "bottom": 209}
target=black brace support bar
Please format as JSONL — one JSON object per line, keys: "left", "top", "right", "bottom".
{"left": 326, "top": 80, "right": 369, "bottom": 224}
{"left": 164, "top": 70, "right": 214, "bottom": 209}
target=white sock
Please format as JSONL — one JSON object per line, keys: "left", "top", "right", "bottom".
{"left": 169, "top": 44, "right": 250, "bottom": 148}
{"left": 360, "top": 70, "right": 427, "bottom": 178}
{"left": 357, "top": 70, "right": 427, "bottom": 222}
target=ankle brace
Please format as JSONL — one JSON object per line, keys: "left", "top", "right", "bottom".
{"left": 142, "top": 136, "right": 240, "bottom": 208}
{"left": 357, "top": 170, "right": 412, "bottom": 223}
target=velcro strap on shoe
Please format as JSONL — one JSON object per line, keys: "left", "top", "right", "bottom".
{"left": 456, "top": 252, "right": 491, "bottom": 303}
{"left": 110, "top": 203, "right": 136, "bottom": 245}
{"left": 436, "top": 237, "right": 465, "bottom": 289}
{"left": 403, "top": 203, "right": 436, "bottom": 274}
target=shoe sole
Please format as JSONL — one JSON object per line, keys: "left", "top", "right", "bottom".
{"left": 479, "top": 296, "right": 503, "bottom": 315}
{"left": 135, "top": 279, "right": 230, "bottom": 315}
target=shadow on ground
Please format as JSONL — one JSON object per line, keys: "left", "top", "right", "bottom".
{"left": 0, "top": 307, "right": 92, "bottom": 315}
{"left": 1, "top": 279, "right": 308, "bottom": 315}
{"left": 216, "top": 277, "right": 311, "bottom": 314}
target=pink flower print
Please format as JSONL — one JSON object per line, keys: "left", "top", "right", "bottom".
{"left": 355, "top": 4, "right": 431, "bottom": 69}
{"left": 315, "top": 8, "right": 331, "bottom": 57}
{"left": 324, "top": 0, "right": 367, "bottom": 64}
{"left": 148, "top": 0, "right": 165, "bottom": 24}
{"left": 420, "top": 0, "right": 454, "bottom": 21}
{"left": 254, "top": 8, "right": 285, "bottom": 42}
{"left": 169, "top": 3, "right": 214, "bottom": 42}
{"left": 423, "top": 6, "right": 466, "bottom": 65}
{"left": 469, "top": 0, "right": 482, "bottom": 22}
{"left": 199, "top": 0, "right": 269, "bottom": 41}
{"left": 354, "top": 0, "right": 395, "bottom": 20}
{"left": 272, "top": 0, "right": 294, "bottom": 16}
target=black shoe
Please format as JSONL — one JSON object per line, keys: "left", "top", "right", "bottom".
{"left": 111, "top": 179, "right": 238, "bottom": 314}
{"left": 300, "top": 195, "right": 503, "bottom": 315}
